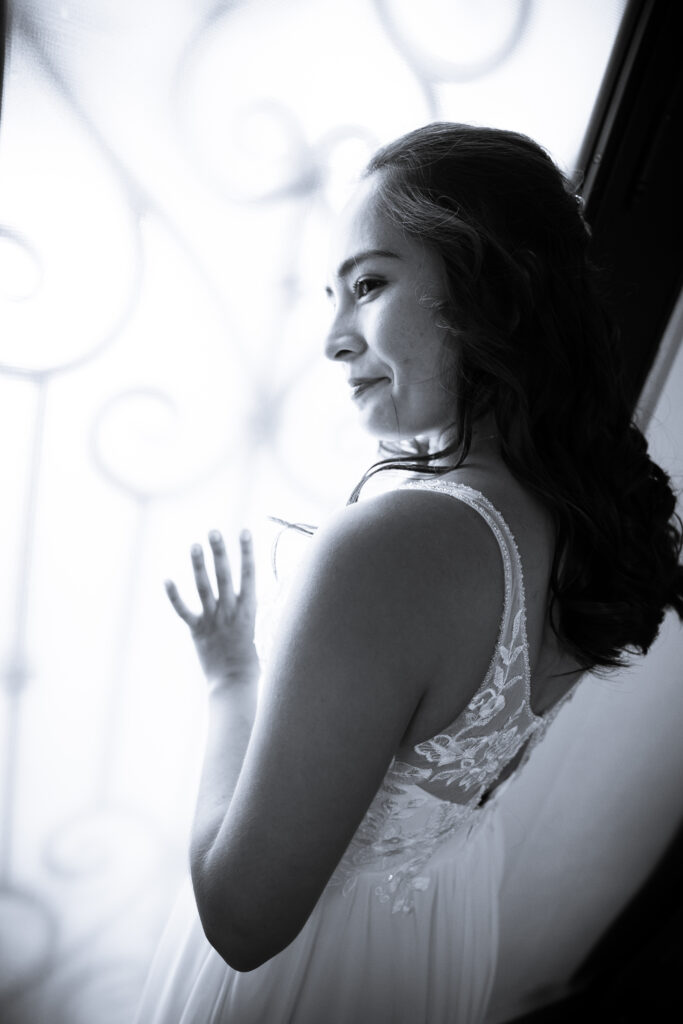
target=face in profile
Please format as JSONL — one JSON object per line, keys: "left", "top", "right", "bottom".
{"left": 325, "top": 176, "right": 457, "bottom": 443}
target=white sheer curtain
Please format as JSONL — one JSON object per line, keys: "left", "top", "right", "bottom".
{"left": 0, "top": 2, "right": 641, "bottom": 1022}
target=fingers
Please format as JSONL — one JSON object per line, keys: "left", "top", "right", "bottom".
{"left": 166, "top": 530, "right": 254, "bottom": 627}
{"left": 239, "top": 529, "right": 256, "bottom": 614}
{"left": 191, "top": 543, "right": 217, "bottom": 616}
{"left": 209, "top": 529, "right": 255, "bottom": 612}
{"left": 164, "top": 579, "right": 199, "bottom": 629}
{"left": 208, "top": 530, "right": 235, "bottom": 610}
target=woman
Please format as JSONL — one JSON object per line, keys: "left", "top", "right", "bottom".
{"left": 135, "top": 123, "right": 683, "bottom": 1023}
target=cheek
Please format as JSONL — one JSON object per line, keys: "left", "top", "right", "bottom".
{"left": 377, "top": 306, "right": 443, "bottom": 372}
{"left": 394, "top": 332, "right": 447, "bottom": 384}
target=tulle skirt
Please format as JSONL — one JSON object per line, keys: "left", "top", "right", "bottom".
{"left": 134, "top": 810, "right": 505, "bottom": 1024}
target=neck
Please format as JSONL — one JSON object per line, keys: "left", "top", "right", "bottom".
{"left": 426, "top": 413, "right": 502, "bottom": 469}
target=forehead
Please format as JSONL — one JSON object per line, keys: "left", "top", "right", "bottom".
{"left": 328, "top": 175, "right": 437, "bottom": 280}
{"left": 330, "top": 176, "right": 402, "bottom": 259}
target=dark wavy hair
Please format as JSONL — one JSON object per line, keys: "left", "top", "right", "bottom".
{"left": 348, "top": 121, "right": 683, "bottom": 674}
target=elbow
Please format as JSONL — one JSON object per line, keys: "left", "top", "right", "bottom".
{"left": 201, "top": 917, "right": 291, "bottom": 973}
{"left": 196, "top": 898, "right": 299, "bottom": 973}
{"left": 191, "top": 859, "right": 315, "bottom": 971}
{"left": 205, "top": 931, "right": 268, "bottom": 973}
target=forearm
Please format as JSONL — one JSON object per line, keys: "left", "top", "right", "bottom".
{"left": 190, "top": 673, "right": 259, "bottom": 873}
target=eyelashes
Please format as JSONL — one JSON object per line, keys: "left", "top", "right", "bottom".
{"left": 325, "top": 276, "right": 386, "bottom": 306}
{"left": 352, "top": 276, "right": 384, "bottom": 299}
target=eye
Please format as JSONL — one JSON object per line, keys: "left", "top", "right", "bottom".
{"left": 353, "top": 277, "right": 383, "bottom": 299}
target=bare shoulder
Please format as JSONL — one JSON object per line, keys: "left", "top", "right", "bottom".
{"left": 314, "top": 486, "right": 503, "bottom": 589}
{"left": 260, "top": 484, "right": 507, "bottom": 758}
{"left": 297, "top": 487, "right": 504, "bottom": 668}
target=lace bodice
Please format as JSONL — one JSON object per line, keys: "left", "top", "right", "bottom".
{"left": 330, "top": 479, "right": 561, "bottom": 913}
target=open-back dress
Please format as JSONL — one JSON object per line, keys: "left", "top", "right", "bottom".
{"left": 135, "top": 479, "right": 574, "bottom": 1024}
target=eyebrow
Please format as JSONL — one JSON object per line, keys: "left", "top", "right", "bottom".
{"left": 335, "top": 248, "right": 401, "bottom": 282}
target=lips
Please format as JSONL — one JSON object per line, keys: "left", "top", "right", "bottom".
{"left": 349, "top": 377, "right": 388, "bottom": 399}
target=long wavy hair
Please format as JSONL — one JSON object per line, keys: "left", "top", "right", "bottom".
{"left": 349, "top": 121, "right": 683, "bottom": 673}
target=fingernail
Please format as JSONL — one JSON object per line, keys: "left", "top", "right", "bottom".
{"left": 209, "top": 530, "right": 221, "bottom": 543}
{"left": 240, "top": 529, "right": 251, "bottom": 543}
{"left": 191, "top": 544, "right": 201, "bottom": 556}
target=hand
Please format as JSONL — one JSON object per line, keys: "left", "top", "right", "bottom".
{"left": 165, "top": 529, "right": 259, "bottom": 687}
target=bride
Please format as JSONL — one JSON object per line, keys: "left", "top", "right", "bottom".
{"left": 135, "top": 123, "right": 683, "bottom": 1023}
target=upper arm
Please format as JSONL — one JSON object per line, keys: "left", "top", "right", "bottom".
{"left": 199, "top": 489, "right": 501, "bottom": 967}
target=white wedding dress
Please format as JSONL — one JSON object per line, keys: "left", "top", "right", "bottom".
{"left": 135, "top": 480, "right": 570, "bottom": 1024}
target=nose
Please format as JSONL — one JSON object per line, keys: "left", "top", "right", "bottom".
{"left": 324, "top": 309, "right": 366, "bottom": 362}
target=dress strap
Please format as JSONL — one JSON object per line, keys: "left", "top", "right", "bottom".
{"left": 402, "top": 477, "right": 536, "bottom": 721}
